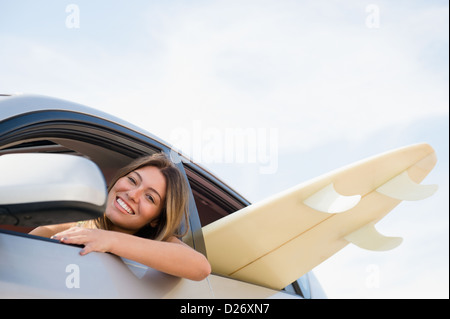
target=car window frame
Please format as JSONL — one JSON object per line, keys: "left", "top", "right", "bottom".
{"left": 0, "top": 109, "right": 206, "bottom": 255}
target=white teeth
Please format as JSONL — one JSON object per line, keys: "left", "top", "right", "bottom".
{"left": 116, "top": 198, "right": 134, "bottom": 215}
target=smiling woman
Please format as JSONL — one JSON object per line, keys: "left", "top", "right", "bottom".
{"left": 95, "top": 153, "right": 190, "bottom": 241}
{"left": 29, "top": 153, "right": 212, "bottom": 281}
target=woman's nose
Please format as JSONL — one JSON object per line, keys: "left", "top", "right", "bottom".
{"left": 127, "top": 187, "right": 141, "bottom": 202}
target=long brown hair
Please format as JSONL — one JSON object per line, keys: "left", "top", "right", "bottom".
{"left": 94, "top": 153, "right": 190, "bottom": 241}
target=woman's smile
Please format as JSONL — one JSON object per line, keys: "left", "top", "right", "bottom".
{"left": 115, "top": 197, "right": 135, "bottom": 215}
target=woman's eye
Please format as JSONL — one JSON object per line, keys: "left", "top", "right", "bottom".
{"left": 127, "top": 176, "right": 136, "bottom": 184}
{"left": 146, "top": 195, "right": 155, "bottom": 204}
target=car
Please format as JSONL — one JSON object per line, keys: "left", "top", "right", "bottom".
{"left": 0, "top": 93, "right": 326, "bottom": 299}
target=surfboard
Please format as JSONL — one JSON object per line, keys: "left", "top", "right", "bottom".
{"left": 202, "top": 143, "right": 438, "bottom": 290}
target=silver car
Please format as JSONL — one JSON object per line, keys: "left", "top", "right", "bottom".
{"left": 0, "top": 94, "right": 326, "bottom": 299}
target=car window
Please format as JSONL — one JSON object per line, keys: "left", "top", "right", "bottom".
{"left": 183, "top": 164, "right": 248, "bottom": 226}
{"left": 1, "top": 110, "right": 202, "bottom": 253}
{"left": 0, "top": 137, "right": 159, "bottom": 232}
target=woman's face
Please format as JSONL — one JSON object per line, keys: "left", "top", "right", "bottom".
{"left": 105, "top": 166, "right": 167, "bottom": 234}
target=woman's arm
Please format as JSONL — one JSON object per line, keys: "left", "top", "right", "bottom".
{"left": 29, "top": 222, "right": 77, "bottom": 238}
{"left": 51, "top": 227, "right": 211, "bottom": 281}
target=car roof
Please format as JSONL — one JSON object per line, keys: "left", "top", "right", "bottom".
{"left": 0, "top": 93, "right": 164, "bottom": 146}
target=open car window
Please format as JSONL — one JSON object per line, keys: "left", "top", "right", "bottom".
{"left": 0, "top": 111, "right": 164, "bottom": 233}
{"left": 183, "top": 163, "right": 248, "bottom": 226}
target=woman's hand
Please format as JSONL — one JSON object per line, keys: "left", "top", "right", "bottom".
{"left": 51, "top": 227, "right": 116, "bottom": 256}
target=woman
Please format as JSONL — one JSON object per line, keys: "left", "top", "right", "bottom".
{"left": 29, "top": 153, "right": 211, "bottom": 281}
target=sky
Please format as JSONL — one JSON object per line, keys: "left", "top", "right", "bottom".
{"left": 0, "top": 0, "right": 448, "bottom": 298}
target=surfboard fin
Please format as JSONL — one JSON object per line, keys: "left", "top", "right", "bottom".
{"left": 303, "top": 183, "right": 361, "bottom": 214}
{"left": 376, "top": 171, "right": 438, "bottom": 201}
{"left": 344, "top": 222, "right": 403, "bottom": 251}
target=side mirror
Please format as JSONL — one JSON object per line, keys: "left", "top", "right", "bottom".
{"left": 0, "top": 153, "right": 107, "bottom": 227}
